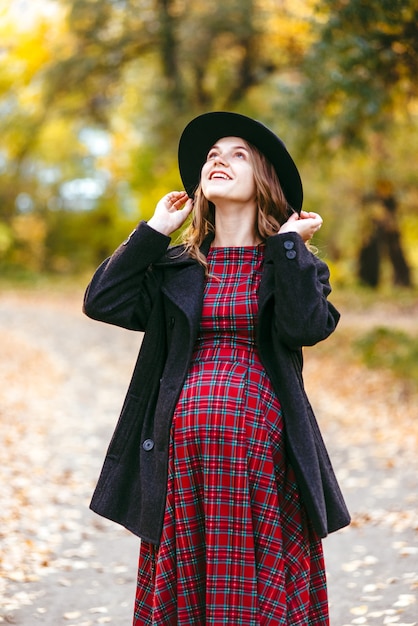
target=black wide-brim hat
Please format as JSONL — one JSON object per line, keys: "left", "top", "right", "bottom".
{"left": 178, "top": 111, "right": 303, "bottom": 213}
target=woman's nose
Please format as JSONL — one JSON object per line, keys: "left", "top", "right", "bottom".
{"left": 213, "top": 153, "right": 229, "bottom": 166}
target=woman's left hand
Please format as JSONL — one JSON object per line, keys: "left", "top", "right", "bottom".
{"left": 278, "top": 211, "right": 323, "bottom": 243}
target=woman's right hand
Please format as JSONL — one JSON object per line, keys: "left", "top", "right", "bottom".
{"left": 147, "top": 191, "right": 194, "bottom": 236}
{"left": 278, "top": 211, "right": 323, "bottom": 243}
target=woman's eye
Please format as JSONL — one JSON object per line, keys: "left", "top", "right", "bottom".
{"left": 207, "top": 151, "right": 218, "bottom": 160}
{"left": 235, "top": 151, "right": 246, "bottom": 159}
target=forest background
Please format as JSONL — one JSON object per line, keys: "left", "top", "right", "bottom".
{"left": 1, "top": 0, "right": 417, "bottom": 286}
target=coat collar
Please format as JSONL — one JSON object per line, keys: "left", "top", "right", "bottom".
{"left": 159, "top": 232, "right": 214, "bottom": 320}
{"left": 160, "top": 231, "right": 274, "bottom": 321}
{"left": 157, "top": 231, "right": 214, "bottom": 266}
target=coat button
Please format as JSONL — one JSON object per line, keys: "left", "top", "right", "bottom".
{"left": 168, "top": 316, "right": 175, "bottom": 329}
{"left": 286, "top": 250, "right": 297, "bottom": 259}
{"left": 142, "top": 439, "right": 154, "bottom": 451}
{"left": 284, "top": 240, "right": 295, "bottom": 250}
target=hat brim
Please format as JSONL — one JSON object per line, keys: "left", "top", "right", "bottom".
{"left": 178, "top": 111, "right": 303, "bottom": 213}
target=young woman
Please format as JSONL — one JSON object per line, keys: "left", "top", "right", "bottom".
{"left": 84, "top": 111, "right": 350, "bottom": 625}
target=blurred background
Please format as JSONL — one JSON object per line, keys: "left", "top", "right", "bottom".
{"left": 1, "top": 0, "right": 417, "bottom": 286}
{"left": 1, "top": 0, "right": 417, "bottom": 623}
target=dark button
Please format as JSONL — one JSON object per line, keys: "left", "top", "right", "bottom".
{"left": 142, "top": 439, "right": 154, "bottom": 451}
{"left": 284, "top": 240, "right": 295, "bottom": 250}
{"left": 168, "top": 316, "right": 175, "bottom": 329}
{"left": 286, "top": 250, "right": 297, "bottom": 260}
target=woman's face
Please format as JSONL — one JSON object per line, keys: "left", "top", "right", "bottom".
{"left": 200, "top": 136, "right": 256, "bottom": 206}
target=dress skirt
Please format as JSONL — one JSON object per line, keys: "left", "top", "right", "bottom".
{"left": 134, "top": 246, "right": 329, "bottom": 625}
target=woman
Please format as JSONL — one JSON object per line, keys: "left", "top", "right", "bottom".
{"left": 83, "top": 111, "right": 350, "bottom": 625}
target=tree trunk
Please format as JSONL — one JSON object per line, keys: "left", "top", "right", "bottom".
{"left": 357, "top": 182, "right": 412, "bottom": 288}
{"left": 157, "top": 0, "right": 184, "bottom": 113}
{"left": 358, "top": 227, "right": 381, "bottom": 287}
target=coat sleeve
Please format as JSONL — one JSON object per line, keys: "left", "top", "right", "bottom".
{"left": 83, "top": 221, "right": 171, "bottom": 331}
{"left": 264, "top": 231, "right": 340, "bottom": 349}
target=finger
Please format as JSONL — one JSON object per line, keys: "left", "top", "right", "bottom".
{"left": 183, "top": 198, "right": 194, "bottom": 216}
{"left": 310, "top": 212, "right": 322, "bottom": 222}
{"left": 312, "top": 221, "right": 322, "bottom": 236}
{"left": 177, "top": 197, "right": 194, "bottom": 215}
{"left": 167, "top": 192, "right": 189, "bottom": 208}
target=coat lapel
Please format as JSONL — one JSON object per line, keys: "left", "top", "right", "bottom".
{"left": 160, "top": 232, "right": 213, "bottom": 332}
{"left": 161, "top": 262, "right": 205, "bottom": 322}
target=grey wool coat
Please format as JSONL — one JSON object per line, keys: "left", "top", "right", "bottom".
{"left": 83, "top": 221, "right": 350, "bottom": 545}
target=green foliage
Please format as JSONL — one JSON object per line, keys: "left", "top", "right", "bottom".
{"left": 355, "top": 326, "right": 418, "bottom": 389}
{"left": 44, "top": 0, "right": 271, "bottom": 124}
{"left": 294, "top": 0, "right": 418, "bottom": 148}
{"left": 45, "top": 198, "right": 137, "bottom": 273}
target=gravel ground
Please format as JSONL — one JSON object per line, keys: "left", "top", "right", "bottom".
{"left": 0, "top": 288, "right": 416, "bottom": 625}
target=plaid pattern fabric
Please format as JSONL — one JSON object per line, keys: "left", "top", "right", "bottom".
{"left": 134, "top": 246, "right": 329, "bottom": 625}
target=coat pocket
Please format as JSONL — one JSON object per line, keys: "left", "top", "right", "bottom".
{"left": 106, "top": 394, "right": 140, "bottom": 461}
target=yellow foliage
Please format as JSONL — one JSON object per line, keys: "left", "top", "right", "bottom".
{"left": 37, "top": 118, "right": 86, "bottom": 163}
{"left": 0, "top": 222, "right": 13, "bottom": 256}
{"left": 12, "top": 214, "right": 47, "bottom": 245}
{"left": 258, "top": 0, "right": 317, "bottom": 59}
{"left": 0, "top": 0, "right": 68, "bottom": 91}
{"left": 11, "top": 214, "right": 47, "bottom": 271}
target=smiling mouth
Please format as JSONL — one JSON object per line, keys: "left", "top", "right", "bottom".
{"left": 209, "top": 171, "right": 232, "bottom": 180}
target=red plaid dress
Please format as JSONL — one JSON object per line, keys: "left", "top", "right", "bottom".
{"left": 134, "top": 246, "right": 329, "bottom": 625}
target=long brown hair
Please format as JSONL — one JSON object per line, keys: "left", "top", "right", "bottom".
{"left": 180, "top": 140, "right": 294, "bottom": 268}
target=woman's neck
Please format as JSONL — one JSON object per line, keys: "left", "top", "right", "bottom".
{"left": 211, "top": 204, "right": 260, "bottom": 247}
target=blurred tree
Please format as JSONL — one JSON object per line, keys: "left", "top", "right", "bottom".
{"left": 0, "top": 2, "right": 60, "bottom": 271}
{"left": 41, "top": 0, "right": 315, "bottom": 135}
{"left": 358, "top": 180, "right": 411, "bottom": 287}
{"left": 293, "top": 0, "right": 417, "bottom": 286}
{"left": 296, "top": 0, "right": 418, "bottom": 146}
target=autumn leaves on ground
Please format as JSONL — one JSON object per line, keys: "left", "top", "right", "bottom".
{"left": 0, "top": 286, "right": 417, "bottom": 625}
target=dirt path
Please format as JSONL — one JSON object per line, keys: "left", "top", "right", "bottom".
{"left": 0, "top": 288, "right": 416, "bottom": 625}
